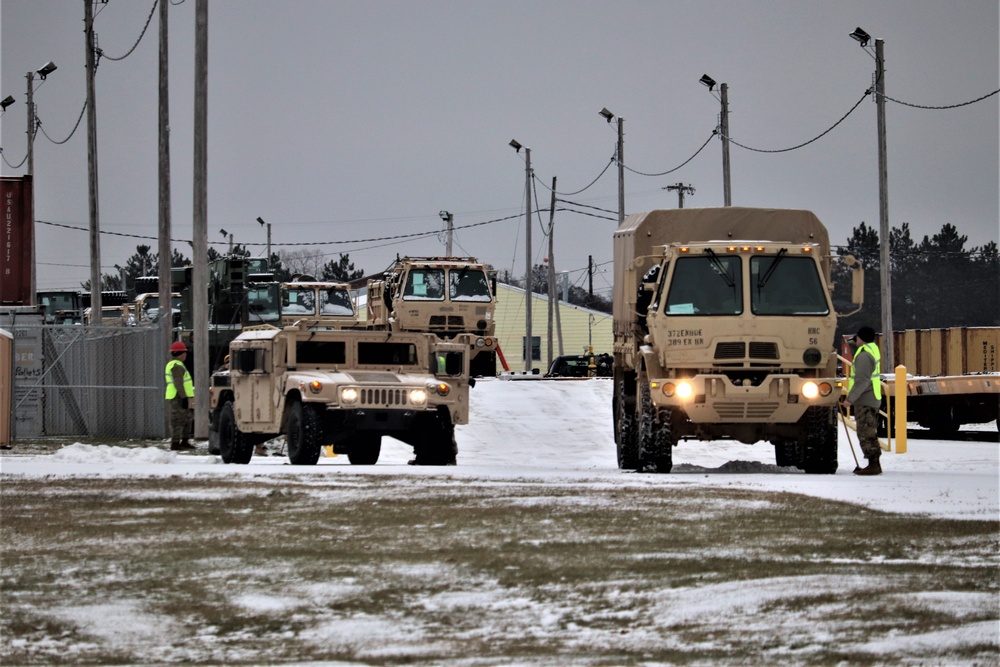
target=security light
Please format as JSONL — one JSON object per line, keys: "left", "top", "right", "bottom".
{"left": 219, "top": 228, "right": 228, "bottom": 237}
{"left": 850, "top": 27, "right": 871, "bottom": 46}
{"left": 508, "top": 139, "right": 522, "bottom": 152}
{"left": 0, "top": 95, "right": 14, "bottom": 111}
{"left": 699, "top": 74, "right": 716, "bottom": 91}
{"left": 36, "top": 61, "right": 57, "bottom": 79}
{"left": 439, "top": 210, "right": 452, "bottom": 221}
{"left": 256, "top": 216, "right": 266, "bottom": 226}
{"left": 599, "top": 107, "right": 614, "bottom": 123}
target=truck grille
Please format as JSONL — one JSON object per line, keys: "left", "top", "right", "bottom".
{"left": 429, "top": 315, "right": 465, "bottom": 330}
{"left": 360, "top": 387, "right": 408, "bottom": 407}
{"left": 714, "top": 342, "right": 780, "bottom": 360}
{"left": 715, "top": 402, "right": 780, "bottom": 420}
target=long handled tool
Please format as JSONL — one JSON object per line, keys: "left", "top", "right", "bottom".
{"left": 839, "top": 405, "right": 861, "bottom": 472}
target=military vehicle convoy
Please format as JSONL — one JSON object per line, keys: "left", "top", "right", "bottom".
{"left": 613, "top": 207, "right": 864, "bottom": 474}
{"left": 366, "top": 257, "right": 498, "bottom": 376}
{"left": 208, "top": 320, "right": 495, "bottom": 465}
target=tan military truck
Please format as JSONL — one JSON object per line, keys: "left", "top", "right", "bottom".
{"left": 367, "top": 257, "right": 498, "bottom": 376}
{"left": 280, "top": 281, "right": 357, "bottom": 327}
{"left": 208, "top": 320, "right": 495, "bottom": 465}
{"left": 613, "top": 208, "right": 864, "bottom": 474}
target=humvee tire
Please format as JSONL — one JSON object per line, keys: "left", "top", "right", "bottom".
{"left": 287, "top": 401, "right": 323, "bottom": 466}
{"left": 219, "top": 401, "right": 253, "bottom": 464}
{"left": 346, "top": 434, "right": 382, "bottom": 465}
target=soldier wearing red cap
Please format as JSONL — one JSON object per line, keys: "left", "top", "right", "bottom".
{"left": 165, "top": 341, "right": 195, "bottom": 451}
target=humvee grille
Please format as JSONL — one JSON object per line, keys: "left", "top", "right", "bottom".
{"left": 361, "top": 387, "right": 408, "bottom": 407}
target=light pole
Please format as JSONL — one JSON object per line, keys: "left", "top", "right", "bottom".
{"left": 699, "top": 74, "right": 732, "bottom": 206}
{"left": 510, "top": 138, "right": 533, "bottom": 372}
{"left": 851, "top": 26, "right": 894, "bottom": 366}
{"left": 26, "top": 61, "right": 57, "bottom": 303}
{"left": 438, "top": 210, "right": 454, "bottom": 257}
{"left": 219, "top": 228, "right": 233, "bottom": 254}
{"left": 599, "top": 107, "right": 625, "bottom": 226}
{"left": 256, "top": 217, "right": 271, "bottom": 263}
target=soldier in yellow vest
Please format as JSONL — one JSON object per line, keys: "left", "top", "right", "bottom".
{"left": 165, "top": 340, "right": 196, "bottom": 451}
{"left": 844, "top": 326, "right": 882, "bottom": 476}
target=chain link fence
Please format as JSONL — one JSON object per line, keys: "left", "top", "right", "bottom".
{"left": 9, "top": 323, "right": 167, "bottom": 441}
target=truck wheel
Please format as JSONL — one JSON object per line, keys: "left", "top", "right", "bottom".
{"left": 286, "top": 401, "right": 322, "bottom": 466}
{"left": 801, "top": 406, "right": 838, "bottom": 474}
{"left": 774, "top": 440, "right": 798, "bottom": 467}
{"left": 411, "top": 414, "right": 457, "bottom": 465}
{"left": 639, "top": 380, "right": 673, "bottom": 473}
{"left": 346, "top": 434, "right": 382, "bottom": 465}
{"left": 219, "top": 401, "right": 252, "bottom": 464}
{"left": 616, "top": 378, "right": 640, "bottom": 470}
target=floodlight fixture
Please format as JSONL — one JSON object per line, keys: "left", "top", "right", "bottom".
{"left": 36, "top": 61, "right": 57, "bottom": 79}
{"left": 699, "top": 74, "right": 716, "bottom": 91}
{"left": 256, "top": 216, "right": 266, "bottom": 226}
{"left": 219, "top": 228, "right": 228, "bottom": 237}
{"left": 599, "top": 107, "right": 615, "bottom": 123}
{"left": 508, "top": 138, "right": 522, "bottom": 153}
{"left": 849, "top": 27, "right": 871, "bottom": 47}
{"left": 439, "top": 210, "right": 452, "bottom": 222}
{"left": 0, "top": 95, "right": 14, "bottom": 111}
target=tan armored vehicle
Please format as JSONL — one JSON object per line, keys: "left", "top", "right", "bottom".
{"left": 131, "top": 292, "right": 182, "bottom": 326}
{"left": 367, "top": 257, "right": 497, "bottom": 376}
{"left": 613, "top": 208, "right": 864, "bottom": 474}
{"left": 280, "top": 281, "right": 357, "bottom": 327}
{"left": 208, "top": 320, "right": 495, "bottom": 465}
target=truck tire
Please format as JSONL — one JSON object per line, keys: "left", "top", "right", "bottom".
{"left": 801, "top": 406, "right": 838, "bottom": 474}
{"left": 639, "top": 380, "right": 673, "bottom": 473}
{"left": 774, "top": 440, "right": 798, "bottom": 467}
{"left": 219, "top": 401, "right": 253, "bottom": 464}
{"left": 616, "top": 378, "right": 640, "bottom": 470}
{"left": 346, "top": 434, "right": 382, "bottom": 465}
{"left": 411, "top": 413, "right": 457, "bottom": 465}
{"left": 286, "top": 401, "right": 323, "bottom": 466}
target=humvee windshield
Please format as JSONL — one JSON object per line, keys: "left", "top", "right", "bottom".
{"left": 358, "top": 342, "right": 419, "bottom": 365}
{"left": 750, "top": 255, "right": 829, "bottom": 315}
{"left": 320, "top": 287, "right": 354, "bottom": 316}
{"left": 403, "top": 269, "right": 445, "bottom": 301}
{"left": 664, "top": 255, "right": 742, "bottom": 315}
{"left": 449, "top": 268, "right": 491, "bottom": 302}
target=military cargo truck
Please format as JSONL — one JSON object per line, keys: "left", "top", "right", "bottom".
{"left": 367, "top": 257, "right": 498, "bottom": 376}
{"left": 280, "top": 280, "right": 357, "bottom": 327}
{"left": 613, "top": 208, "right": 864, "bottom": 474}
{"left": 208, "top": 321, "right": 495, "bottom": 465}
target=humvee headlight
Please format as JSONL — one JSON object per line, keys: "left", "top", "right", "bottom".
{"left": 409, "top": 388, "right": 428, "bottom": 406}
{"left": 309, "top": 381, "right": 323, "bottom": 394}
{"left": 340, "top": 387, "right": 359, "bottom": 404}
{"left": 802, "top": 381, "right": 819, "bottom": 399}
{"left": 675, "top": 381, "right": 694, "bottom": 400}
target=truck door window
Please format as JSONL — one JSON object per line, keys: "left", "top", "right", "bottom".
{"left": 358, "top": 342, "right": 419, "bottom": 365}
{"left": 750, "top": 256, "right": 830, "bottom": 315}
{"left": 403, "top": 269, "right": 445, "bottom": 301}
{"left": 320, "top": 287, "right": 354, "bottom": 315}
{"left": 449, "top": 269, "right": 492, "bottom": 302}
{"left": 296, "top": 340, "right": 347, "bottom": 365}
{"left": 665, "top": 256, "right": 743, "bottom": 315}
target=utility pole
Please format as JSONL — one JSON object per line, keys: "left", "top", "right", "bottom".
{"left": 546, "top": 177, "right": 556, "bottom": 368}
{"left": 192, "top": 0, "right": 209, "bottom": 438}
{"left": 524, "top": 148, "right": 533, "bottom": 372}
{"left": 439, "top": 210, "right": 453, "bottom": 257}
{"left": 616, "top": 116, "right": 625, "bottom": 225}
{"left": 875, "top": 38, "right": 894, "bottom": 366}
{"left": 26, "top": 71, "right": 36, "bottom": 301}
{"left": 157, "top": 0, "right": 173, "bottom": 374}
{"left": 84, "top": 1, "right": 102, "bottom": 323}
{"left": 720, "top": 83, "right": 732, "bottom": 207}
{"left": 257, "top": 217, "right": 271, "bottom": 263}
{"left": 663, "top": 183, "right": 695, "bottom": 208}
{"left": 588, "top": 255, "right": 594, "bottom": 301}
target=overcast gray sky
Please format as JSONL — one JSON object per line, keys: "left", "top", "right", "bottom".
{"left": 2, "top": 0, "right": 997, "bottom": 295}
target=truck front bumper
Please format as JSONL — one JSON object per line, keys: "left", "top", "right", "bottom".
{"left": 648, "top": 373, "right": 842, "bottom": 423}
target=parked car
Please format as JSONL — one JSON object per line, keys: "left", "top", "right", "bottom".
{"left": 545, "top": 353, "right": 612, "bottom": 378}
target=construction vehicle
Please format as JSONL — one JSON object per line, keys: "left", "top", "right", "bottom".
{"left": 36, "top": 291, "right": 83, "bottom": 325}
{"left": 280, "top": 280, "right": 357, "bottom": 327}
{"left": 367, "top": 256, "right": 498, "bottom": 376}
{"left": 612, "top": 207, "right": 864, "bottom": 474}
{"left": 207, "top": 320, "right": 495, "bottom": 464}
{"left": 844, "top": 327, "right": 999, "bottom": 434}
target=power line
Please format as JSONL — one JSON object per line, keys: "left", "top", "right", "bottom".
{"left": 620, "top": 130, "right": 716, "bottom": 177}
{"left": 532, "top": 153, "right": 616, "bottom": 196}
{"left": 879, "top": 88, "right": 1000, "bottom": 110}
{"left": 97, "top": 0, "right": 159, "bottom": 62}
{"left": 37, "top": 101, "right": 88, "bottom": 145}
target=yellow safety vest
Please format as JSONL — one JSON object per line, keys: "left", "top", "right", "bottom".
{"left": 165, "top": 359, "right": 195, "bottom": 400}
{"left": 847, "top": 341, "right": 882, "bottom": 401}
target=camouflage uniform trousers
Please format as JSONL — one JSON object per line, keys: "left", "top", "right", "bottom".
{"left": 854, "top": 404, "right": 881, "bottom": 459}
{"left": 169, "top": 398, "right": 193, "bottom": 441}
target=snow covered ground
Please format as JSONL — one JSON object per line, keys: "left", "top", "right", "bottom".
{"left": 2, "top": 378, "right": 997, "bottom": 665}
{"left": 4, "top": 377, "right": 997, "bottom": 520}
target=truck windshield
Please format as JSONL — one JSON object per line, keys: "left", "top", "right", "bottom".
{"left": 664, "top": 256, "right": 743, "bottom": 315}
{"left": 449, "top": 268, "right": 491, "bottom": 302}
{"left": 283, "top": 288, "right": 316, "bottom": 315}
{"left": 403, "top": 269, "right": 445, "bottom": 301}
{"left": 750, "top": 256, "right": 829, "bottom": 315}
{"left": 247, "top": 287, "right": 280, "bottom": 322}
{"left": 320, "top": 287, "right": 354, "bottom": 316}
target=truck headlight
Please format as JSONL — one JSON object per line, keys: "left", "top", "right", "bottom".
{"left": 675, "top": 382, "right": 694, "bottom": 400}
{"left": 340, "top": 387, "right": 359, "bottom": 404}
{"left": 409, "top": 388, "right": 428, "bottom": 406}
{"left": 428, "top": 382, "right": 450, "bottom": 397}
{"left": 802, "top": 381, "right": 819, "bottom": 399}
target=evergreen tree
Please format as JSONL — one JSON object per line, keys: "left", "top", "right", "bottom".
{"left": 321, "top": 253, "right": 365, "bottom": 282}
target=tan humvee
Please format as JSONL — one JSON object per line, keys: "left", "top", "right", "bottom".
{"left": 208, "top": 321, "right": 495, "bottom": 465}
{"left": 612, "top": 208, "right": 864, "bottom": 474}
{"left": 367, "top": 257, "right": 497, "bottom": 375}
{"left": 131, "top": 292, "right": 182, "bottom": 326}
